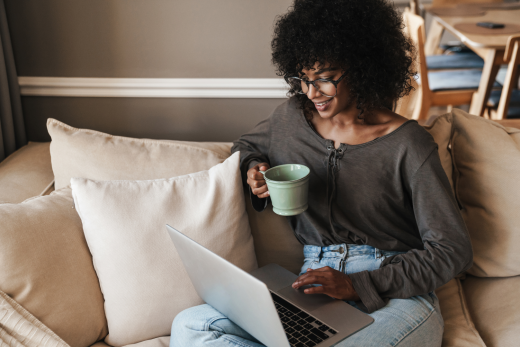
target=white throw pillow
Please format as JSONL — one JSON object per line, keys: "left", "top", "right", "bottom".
{"left": 71, "top": 152, "right": 257, "bottom": 346}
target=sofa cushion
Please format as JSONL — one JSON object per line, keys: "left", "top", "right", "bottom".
{"left": 123, "top": 337, "right": 170, "bottom": 347}
{"left": 71, "top": 153, "right": 257, "bottom": 346}
{"left": 0, "top": 188, "right": 108, "bottom": 347}
{"left": 0, "top": 142, "right": 54, "bottom": 204}
{"left": 90, "top": 337, "right": 169, "bottom": 347}
{"left": 47, "top": 118, "right": 231, "bottom": 190}
{"left": 435, "top": 278, "right": 486, "bottom": 347}
{"left": 444, "top": 109, "right": 520, "bottom": 277}
{"left": 463, "top": 275, "right": 520, "bottom": 347}
{"left": 246, "top": 195, "right": 303, "bottom": 274}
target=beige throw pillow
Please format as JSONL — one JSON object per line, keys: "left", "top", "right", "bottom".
{"left": 0, "top": 188, "right": 108, "bottom": 347}
{"left": 71, "top": 152, "right": 257, "bottom": 346}
{"left": 448, "top": 109, "right": 520, "bottom": 277}
{"left": 423, "top": 114, "right": 455, "bottom": 191}
{"left": 47, "top": 118, "right": 231, "bottom": 190}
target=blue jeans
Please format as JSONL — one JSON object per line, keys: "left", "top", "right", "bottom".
{"left": 170, "top": 244, "right": 444, "bottom": 347}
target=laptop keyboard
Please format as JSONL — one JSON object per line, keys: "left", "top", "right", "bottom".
{"left": 271, "top": 292, "right": 337, "bottom": 347}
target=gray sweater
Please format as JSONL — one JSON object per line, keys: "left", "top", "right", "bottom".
{"left": 231, "top": 97, "right": 472, "bottom": 313}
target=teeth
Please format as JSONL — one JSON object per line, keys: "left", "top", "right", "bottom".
{"left": 317, "top": 101, "right": 328, "bottom": 106}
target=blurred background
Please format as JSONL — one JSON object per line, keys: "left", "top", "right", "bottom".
{"left": 4, "top": 0, "right": 437, "bottom": 143}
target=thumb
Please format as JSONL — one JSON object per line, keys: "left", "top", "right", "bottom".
{"left": 259, "top": 165, "right": 268, "bottom": 171}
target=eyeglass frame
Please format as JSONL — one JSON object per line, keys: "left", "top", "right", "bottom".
{"left": 285, "top": 71, "right": 348, "bottom": 98}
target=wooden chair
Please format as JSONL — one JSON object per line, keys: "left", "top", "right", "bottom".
{"left": 415, "top": 0, "right": 485, "bottom": 72}
{"left": 487, "top": 35, "right": 520, "bottom": 119}
{"left": 403, "top": 11, "right": 494, "bottom": 120}
{"left": 409, "top": 0, "right": 420, "bottom": 16}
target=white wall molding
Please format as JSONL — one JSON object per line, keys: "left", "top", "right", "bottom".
{"left": 18, "top": 77, "right": 290, "bottom": 98}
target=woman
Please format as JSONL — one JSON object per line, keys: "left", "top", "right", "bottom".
{"left": 171, "top": 0, "right": 472, "bottom": 346}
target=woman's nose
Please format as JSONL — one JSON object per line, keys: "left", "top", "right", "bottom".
{"left": 306, "top": 84, "right": 321, "bottom": 99}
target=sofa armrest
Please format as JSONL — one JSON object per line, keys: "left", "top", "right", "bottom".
{"left": 0, "top": 290, "right": 69, "bottom": 347}
{"left": 0, "top": 142, "right": 54, "bottom": 204}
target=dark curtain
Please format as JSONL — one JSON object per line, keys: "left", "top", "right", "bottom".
{"left": 0, "top": 0, "right": 25, "bottom": 162}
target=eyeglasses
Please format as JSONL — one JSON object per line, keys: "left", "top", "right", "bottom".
{"left": 286, "top": 71, "right": 347, "bottom": 98}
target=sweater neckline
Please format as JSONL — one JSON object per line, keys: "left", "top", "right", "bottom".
{"left": 302, "top": 112, "right": 417, "bottom": 150}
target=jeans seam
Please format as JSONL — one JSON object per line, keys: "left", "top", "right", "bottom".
{"left": 205, "top": 316, "right": 227, "bottom": 336}
{"left": 428, "top": 292, "right": 437, "bottom": 309}
{"left": 392, "top": 306, "right": 437, "bottom": 347}
{"left": 221, "top": 335, "right": 256, "bottom": 347}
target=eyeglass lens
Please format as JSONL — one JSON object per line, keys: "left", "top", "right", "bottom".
{"left": 287, "top": 78, "right": 337, "bottom": 97}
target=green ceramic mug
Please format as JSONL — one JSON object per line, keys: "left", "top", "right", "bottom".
{"left": 259, "top": 164, "right": 310, "bottom": 216}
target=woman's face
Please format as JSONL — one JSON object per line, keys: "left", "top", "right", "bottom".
{"left": 300, "top": 62, "right": 354, "bottom": 120}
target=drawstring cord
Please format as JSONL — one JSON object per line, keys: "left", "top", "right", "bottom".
{"left": 326, "top": 146, "right": 341, "bottom": 237}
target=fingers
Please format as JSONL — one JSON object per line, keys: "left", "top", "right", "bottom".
{"left": 255, "top": 162, "right": 271, "bottom": 171}
{"left": 249, "top": 178, "right": 266, "bottom": 189}
{"left": 302, "top": 286, "right": 326, "bottom": 295}
{"left": 257, "top": 191, "right": 270, "bottom": 199}
{"left": 252, "top": 184, "right": 269, "bottom": 198}
{"left": 247, "top": 162, "right": 270, "bottom": 197}
{"left": 302, "top": 285, "right": 342, "bottom": 300}
{"left": 248, "top": 163, "right": 270, "bottom": 179}
{"left": 308, "top": 266, "right": 332, "bottom": 272}
{"left": 292, "top": 273, "right": 329, "bottom": 289}
{"left": 292, "top": 267, "right": 359, "bottom": 301}
{"left": 249, "top": 171, "right": 265, "bottom": 181}
{"left": 293, "top": 266, "right": 330, "bottom": 281}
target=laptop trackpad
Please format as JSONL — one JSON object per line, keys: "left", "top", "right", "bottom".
{"left": 277, "top": 285, "right": 338, "bottom": 312}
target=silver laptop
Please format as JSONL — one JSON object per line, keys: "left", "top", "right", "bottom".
{"left": 166, "top": 225, "right": 373, "bottom": 347}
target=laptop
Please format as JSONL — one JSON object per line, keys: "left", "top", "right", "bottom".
{"left": 166, "top": 225, "right": 373, "bottom": 347}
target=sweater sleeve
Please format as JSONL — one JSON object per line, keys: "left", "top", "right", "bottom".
{"left": 231, "top": 117, "right": 272, "bottom": 212}
{"left": 349, "top": 149, "right": 473, "bottom": 313}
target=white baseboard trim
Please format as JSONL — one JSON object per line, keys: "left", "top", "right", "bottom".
{"left": 18, "top": 77, "right": 290, "bottom": 98}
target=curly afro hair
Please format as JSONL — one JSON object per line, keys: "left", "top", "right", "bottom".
{"left": 271, "top": 0, "right": 416, "bottom": 118}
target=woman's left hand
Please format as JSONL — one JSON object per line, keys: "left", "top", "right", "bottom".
{"left": 292, "top": 267, "right": 360, "bottom": 301}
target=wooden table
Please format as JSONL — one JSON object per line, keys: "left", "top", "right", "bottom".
{"left": 424, "top": 3, "right": 520, "bottom": 117}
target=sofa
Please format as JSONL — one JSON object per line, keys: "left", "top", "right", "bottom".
{"left": 0, "top": 109, "right": 518, "bottom": 347}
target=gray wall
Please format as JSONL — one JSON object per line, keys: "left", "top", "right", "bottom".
{"left": 22, "top": 97, "right": 283, "bottom": 142}
{"left": 5, "top": 0, "right": 414, "bottom": 142}
{"left": 5, "top": 0, "right": 293, "bottom": 78}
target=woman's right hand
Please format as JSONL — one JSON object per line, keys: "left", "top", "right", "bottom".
{"left": 247, "top": 163, "right": 270, "bottom": 199}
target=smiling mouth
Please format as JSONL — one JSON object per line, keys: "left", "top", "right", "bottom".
{"left": 314, "top": 99, "right": 331, "bottom": 106}
{"left": 313, "top": 99, "right": 333, "bottom": 111}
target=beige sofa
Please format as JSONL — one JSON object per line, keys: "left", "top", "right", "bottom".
{"left": 0, "top": 110, "right": 519, "bottom": 347}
